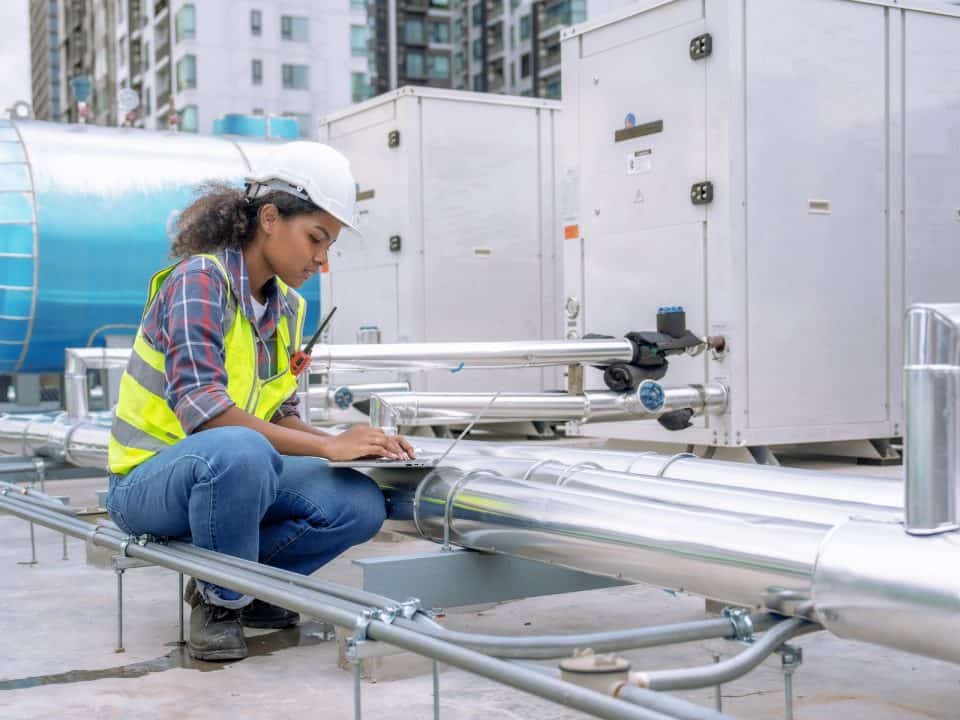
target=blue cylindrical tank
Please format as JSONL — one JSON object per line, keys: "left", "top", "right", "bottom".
{"left": 0, "top": 120, "right": 321, "bottom": 372}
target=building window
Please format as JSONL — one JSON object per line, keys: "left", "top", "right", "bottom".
{"left": 472, "top": 37, "right": 482, "bottom": 61}
{"left": 281, "top": 15, "right": 309, "bottom": 42}
{"left": 430, "top": 0, "right": 449, "bottom": 6}
{"left": 116, "top": 0, "right": 123, "bottom": 23}
{"left": 519, "top": 15, "right": 530, "bottom": 40}
{"left": 179, "top": 105, "right": 198, "bottom": 132}
{"left": 176, "top": 54, "right": 196, "bottom": 91}
{"left": 351, "top": 72, "right": 371, "bottom": 102}
{"left": 251, "top": 59, "right": 262, "bottom": 85}
{"left": 351, "top": 25, "right": 368, "bottom": 56}
{"left": 405, "top": 51, "right": 425, "bottom": 78}
{"left": 521, "top": 53, "right": 530, "bottom": 77}
{"left": 404, "top": 17, "right": 425, "bottom": 44}
{"left": 282, "top": 63, "right": 310, "bottom": 90}
{"left": 144, "top": 41, "right": 150, "bottom": 70}
{"left": 144, "top": 86, "right": 151, "bottom": 115}
{"left": 175, "top": 4, "right": 195, "bottom": 41}
{"left": 510, "top": 0, "right": 520, "bottom": 9}
{"left": 250, "top": 9, "right": 262, "bottom": 36}
{"left": 454, "top": 17, "right": 463, "bottom": 41}
{"left": 545, "top": 76, "right": 560, "bottom": 99}
{"left": 471, "top": 3, "right": 483, "bottom": 25}
{"left": 509, "top": 60, "right": 515, "bottom": 85}
{"left": 472, "top": 73, "right": 483, "bottom": 91}
{"left": 118, "top": 36, "right": 126, "bottom": 65}
{"left": 454, "top": 50, "right": 464, "bottom": 74}
{"left": 428, "top": 54, "right": 449, "bottom": 80}
{"left": 350, "top": 0, "right": 366, "bottom": 8}
{"left": 429, "top": 20, "right": 449, "bottom": 43}
{"left": 252, "top": 107, "right": 264, "bottom": 115}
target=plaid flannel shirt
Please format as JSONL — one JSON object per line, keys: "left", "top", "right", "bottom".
{"left": 139, "top": 246, "right": 301, "bottom": 434}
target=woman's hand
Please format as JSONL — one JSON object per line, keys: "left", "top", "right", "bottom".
{"left": 324, "top": 425, "right": 417, "bottom": 462}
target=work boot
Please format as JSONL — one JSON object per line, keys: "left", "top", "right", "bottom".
{"left": 241, "top": 599, "right": 301, "bottom": 629}
{"left": 188, "top": 598, "right": 248, "bottom": 662}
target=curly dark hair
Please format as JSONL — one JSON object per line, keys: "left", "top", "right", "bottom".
{"left": 170, "top": 182, "right": 321, "bottom": 258}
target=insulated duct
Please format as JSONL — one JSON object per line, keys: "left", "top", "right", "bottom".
{"left": 368, "top": 382, "right": 727, "bottom": 432}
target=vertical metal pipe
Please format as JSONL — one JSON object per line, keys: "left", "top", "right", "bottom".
{"left": 904, "top": 304, "right": 960, "bottom": 534}
{"left": 353, "top": 659, "right": 363, "bottom": 720}
{"left": 433, "top": 659, "right": 440, "bottom": 719}
{"left": 712, "top": 655, "right": 721, "bottom": 712}
{"left": 179, "top": 573, "right": 185, "bottom": 644}
{"left": 116, "top": 569, "right": 125, "bottom": 653}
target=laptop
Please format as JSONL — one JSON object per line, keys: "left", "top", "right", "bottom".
{"left": 328, "top": 392, "right": 501, "bottom": 469}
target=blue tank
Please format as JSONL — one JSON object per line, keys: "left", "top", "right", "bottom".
{"left": 0, "top": 120, "right": 321, "bottom": 373}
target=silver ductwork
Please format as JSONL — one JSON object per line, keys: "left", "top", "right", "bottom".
{"left": 303, "top": 381, "right": 411, "bottom": 421}
{"left": 309, "top": 338, "right": 635, "bottom": 372}
{"left": 1, "top": 411, "right": 959, "bottom": 664}
{"left": 369, "top": 382, "right": 728, "bottom": 433}
{"left": 904, "top": 303, "right": 960, "bottom": 535}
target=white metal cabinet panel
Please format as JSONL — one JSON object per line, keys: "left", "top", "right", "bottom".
{"left": 577, "top": 10, "right": 708, "bottom": 236}
{"left": 420, "top": 98, "right": 547, "bottom": 392}
{"left": 903, "top": 10, "right": 960, "bottom": 307}
{"left": 326, "top": 264, "right": 400, "bottom": 345}
{"left": 744, "top": 0, "right": 889, "bottom": 428}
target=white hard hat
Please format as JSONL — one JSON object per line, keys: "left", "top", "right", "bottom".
{"left": 245, "top": 141, "right": 358, "bottom": 233}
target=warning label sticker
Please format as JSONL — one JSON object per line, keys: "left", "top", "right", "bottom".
{"left": 627, "top": 148, "right": 653, "bottom": 175}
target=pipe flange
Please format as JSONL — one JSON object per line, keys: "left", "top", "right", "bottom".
{"left": 655, "top": 452, "right": 696, "bottom": 478}
{"left": 722, "top": 607, "right": 754, "bottom": 642}
{"left": 119, "top": 537, "right": 133, "bottom": 558}
{"left": 555, "top": 461, "right": 603, "bottom": 488}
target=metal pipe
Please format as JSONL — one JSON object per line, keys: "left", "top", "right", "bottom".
{"left": 404, "top": 467, "right": 828, "bottom": 616}
{"left": 0, "top": 481, "right": 78, "bottom": 514}
{"left": 311, "top": 338, "right": 635, "bottom": 373}
{"left": 369, "top": 382, "right": 728, "bottom": 433}
{"left": 306, "top": 381, "right": 410, "bottom": 418}
{"left": 626, "top": 618, "right": 816, "bottom": 691}
{"left": 401, "top": 437, "right": 905, "bottom": 509}
{"left": 0, "top": 495, "right": 688, "bottom": 720}
{"left": 615, "top": 687, "right": 736, "bottom": 720}
{"left": 516, "top": 460, "right": 901, "bottom": 527}
{"left": 63, "top": 347, "right": 132, "bottom": 419}
{"left": 904, "top": 303, "right": 960, "bottom": 535}
{"left": 393, "top": 614, "right": 780, "bottom": 660}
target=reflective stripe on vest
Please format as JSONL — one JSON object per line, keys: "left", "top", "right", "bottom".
{"left": 108, "top": 253, "right": 307, "bottom": 475}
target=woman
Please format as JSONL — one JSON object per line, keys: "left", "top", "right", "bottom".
{"left": 106, "top": 142, "right": 414, "bottom": 662}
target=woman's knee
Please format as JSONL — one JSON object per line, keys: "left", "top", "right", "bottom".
{"left": 199, "top": 427, "right": 281, "bottom": 502}
{"left": 349, "top": 477, "right": 387, "bottom": 541}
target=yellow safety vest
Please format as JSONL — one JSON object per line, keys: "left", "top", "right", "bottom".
{"left": 108, "top": 253, "right": 306, "bottom": 475}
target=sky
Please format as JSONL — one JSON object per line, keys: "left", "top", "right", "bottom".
{"left": 0, "top": 0, "right": 32, "bottom": 113}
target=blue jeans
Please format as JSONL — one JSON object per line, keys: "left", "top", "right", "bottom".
{"left": 106, "top": 426, "right": 386, "bottom": 608}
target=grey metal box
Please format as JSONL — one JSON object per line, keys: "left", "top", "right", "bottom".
{"left": 560, "top": 0, "right": 960, "bottom": 447}
{"left": 317, "top": 87, "right": 562, "bottom": 393}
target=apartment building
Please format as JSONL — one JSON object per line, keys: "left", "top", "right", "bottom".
{"left": 368, "top": 0, "right": 634, "bottom": 98}
{"left": 29, "top": 0, "right": 63, "bottom": 121}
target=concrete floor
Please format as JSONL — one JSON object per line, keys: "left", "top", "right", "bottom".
{"left": 1, "top": 459, "right": 957, "bottom": 720}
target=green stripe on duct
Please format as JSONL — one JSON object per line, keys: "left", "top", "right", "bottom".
{"left": 0, "top": 287, "right": 33, "bottom": 316}
{"left": 0, "top": 317, "right": 29, "bottom": 341}
{"left": 0, "top": 192, "right": 33, "bottom": 223}
{"left": 0, "top": 224, "right": 34, "bottom": 254}
{"left": 0, "top": 143, "right": 25, "bottom": 163}
{"left": 0, "top": 257, "right": 33, "bottom": 286}
{"left": 0, "top": 164, "right": 30, "bottom": 192}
